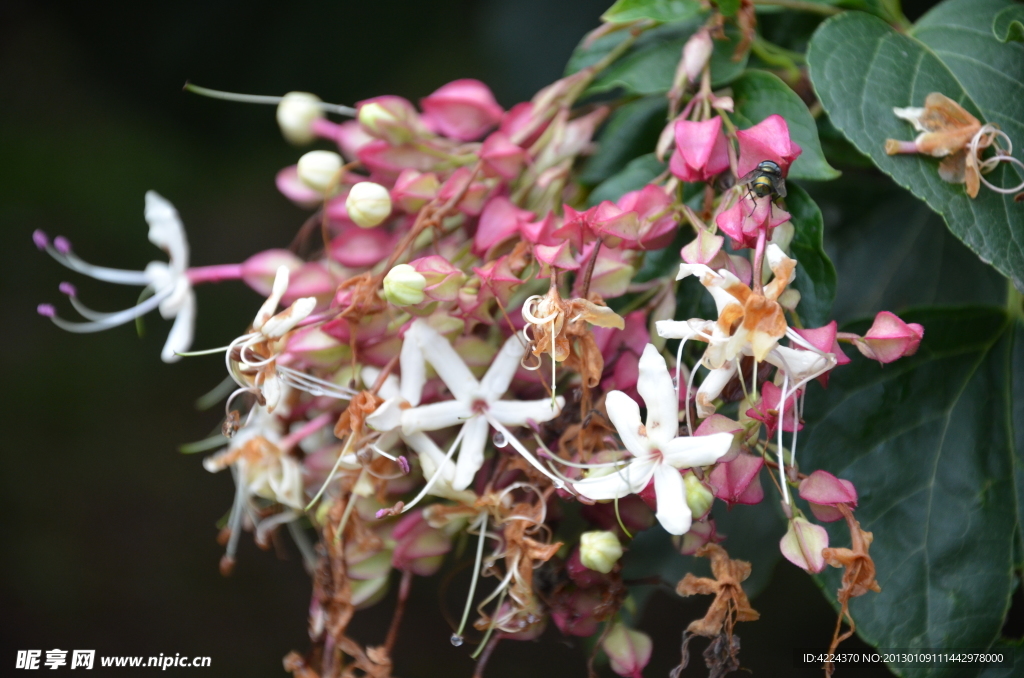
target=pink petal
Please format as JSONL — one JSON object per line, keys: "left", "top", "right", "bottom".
{"left": 709, "top": 453, "right": 764, "bottom": 505}
{"left": 798, "top": 469, "right": 857, "bottom": 506}
{"left": 420, "top": 79, "right": 504, "bottom": 141}
{"left": 736, "top": 114, "right": 802, "bottom": 178}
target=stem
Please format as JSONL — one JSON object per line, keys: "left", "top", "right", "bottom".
{"left": 753, "top": 0, "right": 841, "bottom": 15}
{"left": 183, "top": 82, "right": 357, "bottom": 116}
{"left": 751, "top": 224, "right": 768, "bottom": 296}
{"left": 579, "top": 241, "right": 602, "bottom": 299}
{"left": 471, "top": 635, "right": 501, "bottom": 678}
{"left": 384, "top": 569, "right": 413, "bottom": 656}
{"left": 186, "top": 263, "right": 244, "bottom": 285}
{"left": 1008, "top": 280, "right": 1024, "bottom": 321}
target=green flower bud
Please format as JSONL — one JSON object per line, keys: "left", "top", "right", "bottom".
{"left": 383, "top": 264, "right": 426, "bottom": 306}
{"left": 579, "top": 530, "right": 623, "bottom": 574}
{"left": 683, "top": 472, "right": 715, "bottom": 520}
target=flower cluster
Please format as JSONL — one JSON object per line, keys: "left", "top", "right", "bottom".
{"left": 37, "top": 20, "right": 920, "bottom": 678}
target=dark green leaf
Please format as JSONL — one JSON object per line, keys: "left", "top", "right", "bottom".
{"left": 714, "top": 0, "right": 741, "bottom": 17}
{"left": 579, "top": 96, "right": 668, "bottom": 187}
{"left": 730, "top": 70, "right": 840, "bottom": 181}
{"left": 786, "top": 183, "right": 836, "bottom": 327}
{"left": 588, "top": 153, "right": 666, "bottom": 205}
{"left": 993, "top": 4, "right": 1024, "bottom": 43}
{"left": 573, "top": 21, "right": 748, "bottom": 97}
{"left": 801, "top": 307, "right": 1021, "bottom": 676}
{"left": 602, "top": 0, "right": 706, "bottom": 24}
{"left": 807, "top": 1, "right": 1024, "bottom": 290}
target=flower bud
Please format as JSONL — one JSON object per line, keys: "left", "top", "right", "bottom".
{"left": 780, "top": 516, "right": 828, "bottom": 573}
{"left": 683, "top": 472, "right": 715, "bottom": 520}
{"left": 357, "top": 96, "right": 424, "bottom": 145}
{"left": 345, "top": 181, "right": 392, "bottom": 228}
{"left": 601, "top": 624, "right": 652, "bottom": 678}
{"left": 853, "top": 311, "right": 924, "bottom": 364}
{"left": 579, "top": 530, "right": 622, "bottom": 574}
{"left": 297, "top": 150, "right": 342, "bottom": 193}
{"left": 383, "top": 264, "right": 427, "bottom": 306}
{"left": 682, "top": 29, "right": 714, "bottom": 83}
{"left": 276, "top": 92, "right": 324, "bottom": 145}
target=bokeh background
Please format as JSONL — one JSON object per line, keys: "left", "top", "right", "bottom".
{"left": 2, "top": 0, "right": 1006, "bottom": 676}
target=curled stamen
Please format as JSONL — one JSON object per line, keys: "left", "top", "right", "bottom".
{"left": 969, "top": 124, "right": 1024, "bottom": 195}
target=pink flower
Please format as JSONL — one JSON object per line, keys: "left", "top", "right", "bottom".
{"left": 519, "top": 211, "right": 560, "bottom": 247}
{"left": 329, "top": 224, "right": 394, "bottom": 268}
{"left": 678, "top": 518, "right": 722, "bottom": 555}
{"left": 572, "top": 244, "right": 635, "bottom": 298}
{"left": 407, "top": 255, "right": 466, "bottom": 302}
{"left": 480, "top": 131, "right": 527, "bottom": 179}
{"left": 736, "top": 114, "right": 802, "bottom": 179}
{"left": 437, "top": 167, "right": 491, "bottom": 216}
{"left": 669, "top": 117, "right": 730, "bottom": 183}
{"left": 275, "top": 165, "right": 322, "bottom": 207}
{"left": 356, "top": 95, "right": 426, "bottom": 145}
{"left": 792, "top": 321, "right": 850, "bottom": 386}
{"left": 709, "top": 452, "right": 764, "bottom": 505}
{"left": 357, "top": 140, "right": 441, "bottom": 181}
{"left": 746, "top": 381, "right": 803, "bottom": 439}
{"left": 474, "top": 195, "right": 534, "bottom": 255}
{"left": 715, "top": 194, "right": 791, "bottom": 250}
{"left": 420, "top": 79, "right": 504, "bottom": 141}
{"left": 615, "top": 184, "right": 678, "bottom": 249}
{"left": 391, "top": 509, "right": 452, "bottom": 576}
{"left": 390, "top": 169, "right": 440, "bottom": 213}
{"left": 853, "top": 311, "right": 924, "bottom": 364}
{"left": 552, "top": 589, "right": 603, "bottom": 637}
{"left": 799, "top": 470, "right": 857, "bottom": 523}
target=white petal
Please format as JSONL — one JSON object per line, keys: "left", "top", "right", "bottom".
{"left": 400, "top": 400, "right": 473, "bottom": 435}
{"left": 695, "top": 361, "right": 737, "bottom": 418}
{"left": 253, "top": 266, "right": 290, "bottom": 331}
{"left": 366, "top": 397, "right": 404, "bottom": 432}
{"left": 676, "top": 262, "right": 716, "bottom": 281}
{"left": 361, "top": 366, "right": 400, "bottom": 400}
{"left": 656, "top": 318, "right": 713, "bottom": 341}
{"left": 145, "top": 191, "right": 189, "bottom": 270}
{"left": 399, "top": 328, "right": 427, "bottom": 406}
{"left": 637, "top": 345, "right": 678, "bottom": 445}
{"left": 262, "top": 297, "right": 316, "bottom": 338}
{"left": 263, "top": 371, "right": 282, "bottom": 413}
{"left": 573, "top": 458, "right": 656, "bottom": 501}
{"left": 160, "top": 287, "right": 196, "bottom": 363}
{"left": 893, "top": 106, "right": 927, "bottom": 132}
{"left": 605, "top": 390, "right": 648, "bottom": 458}
{"left": 660, "top": 431, "right": 733, "bottom": 469}
{"left": 480, "top": 335, "right": 527, "bottom": 401}
{"left": 403, "top": 431, "right": 457, "bottom": 485}
{"left": 765, "top": 345, "right": 832, "bottom": 384}
{"left": 411, "top": 321, "right": 479, "bottom": 401}
{"left": 653, "top": 463, "right": 692, "bottom": 536}
{"left": 489, "top": 396, "right": 564, "bottom": 426}
{"left": 453, "top": 416, "right": 488, "bottom": 491}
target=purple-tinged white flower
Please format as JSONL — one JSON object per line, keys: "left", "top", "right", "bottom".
{"left": 35, "top": 191, "right": 196, "bottom": 363}
{"left": 573, "top": 345, "right": 733, "bottom": 536}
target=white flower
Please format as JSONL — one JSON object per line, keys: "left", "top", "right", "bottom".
{"left": 36, "top": 191, "right": 195, "bottom": 363}
{"left": 572, "top": 344, "right": 733, "bottom": 535}
{"left": 388, "top": 320, "right": 565, "bottom": 491}
{"left": 227, "top": 266, "right": 321, "bottom": 412}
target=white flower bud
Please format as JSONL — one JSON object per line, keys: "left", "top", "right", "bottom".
{"left": 683, "top": 473, "right": 715, "bottom": 520}
{"left": 359, "top": 103, "right": 405, "bottom": 140}
{"left": 346, "top": 181, "right": 392, "bottom": 228}
{"left": 579, "top": 530, "right": 623, "bottom": 574}
{"left": 297, "top": 150, "right": 342, "bottom": 193}
{"left": 383, "top": 264, "right": 427, "bottom": 306}
{"left": 276, "top": 92, "right": 324, "bottom": 145}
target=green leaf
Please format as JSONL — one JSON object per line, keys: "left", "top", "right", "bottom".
{"left": 730, "top": 69, "right": 840, "bottom": 181}
{"left": 588, "top": 153, "right": 666, "bottom": 206}
{"left": 602, "top": 0, "right": 706, "bottom": 24}
{"left": 572, "top": 21, "right": 748, "bottom": 97}
{"left": 786, "top": 183, "right": 836, "bottom": 327}
{"left": 578, "top": 96, "right": 668, "bottom": 187}
{"left": 801, "top": 307, "right": 1021, "bottom": 676}
{"left": 714, "top": 0, "right": 742, "bottom": 17}
{"left": 992, "top": 4, "right": 1024, "bottom": 43}
{"left": 806, "top": 1, "right": 1024, "bottom": 290}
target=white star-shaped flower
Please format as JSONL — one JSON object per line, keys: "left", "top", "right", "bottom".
{"left": 573, "top": 344, "right": 733, "bottom": 535}
{"left": 383, "top": 320, "right": 565, "bottom": 491}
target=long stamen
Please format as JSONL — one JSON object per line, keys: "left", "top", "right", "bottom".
{"left": 306, "top": 435, "right": 357, "bottom": 511}
{"left": 453, "top": 512, "right": 489, "bottom": 645}
{"left": 486, "top": 416, "right": 567, "bottom": 490}
{"left": 399, "top": 425, "right": 468, "bottom": 513}
{"left": 777, "top": 371, "right": 790, "bottom": 505}
{"left": 277, "top": 366, "right": 357, "bottom": 399}
{"left": 183, "top": 83, "right": 357, "bottom": 117}
{"left": 35, "top": 233, "right": 152, "bottom": 285}
{"left": 41, "top": 286, "right": 171, "bottom": 333}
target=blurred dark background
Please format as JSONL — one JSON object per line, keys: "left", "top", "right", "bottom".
{"left": 2, "top": 0, "right": 1000, "bottom": 677}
